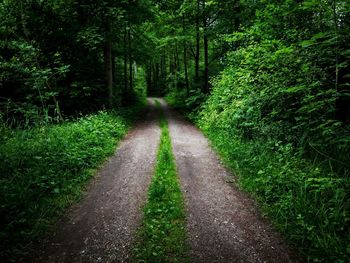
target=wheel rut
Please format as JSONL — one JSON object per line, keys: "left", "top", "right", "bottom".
{"left": 28, "top": 98, "right": 301, "bottom": 263}
{"left": 160, "top": 99, "right": 301, "bottom": 263}
{"left": 27, "top": 98, "right": 161, "bottom": 263}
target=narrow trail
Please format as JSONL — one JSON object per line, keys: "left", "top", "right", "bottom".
{"left": 160, "top": 99, "right": 301, "bottom": 263}
{"left": 28, "top": 99, "right": 161, "bottom": 263}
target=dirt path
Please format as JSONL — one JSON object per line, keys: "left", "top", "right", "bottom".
{"left": 28, "top": 99, "right": 161, "bottom": 263}
{"left": 161, "top": 99, "right": 301, "bottom": 263}
{"left": 28, "top": 98, "right": 301, "bottom": 263}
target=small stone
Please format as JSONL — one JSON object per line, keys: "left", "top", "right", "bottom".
{"left": 226, "top": 178, "right": 235, "bottom": 183}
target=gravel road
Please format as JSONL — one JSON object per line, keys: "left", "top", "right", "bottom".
{"left": 28, "top": 98, "right": 161, "bottom": 263}
{"left": 28, "top": 98, "right": 301, "bottom": 263}
{"left": 161, "top": 99, "right": 301, "bottom": 263}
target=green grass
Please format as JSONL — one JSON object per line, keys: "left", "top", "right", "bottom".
{"left": 133, "top": 101, "right": 189, "bottom": 262}
{"left": 0, "top": 104, "right": 143, "bottom": 262}
{"left": 199, "top": 126, "right": 350, "bottom": 263}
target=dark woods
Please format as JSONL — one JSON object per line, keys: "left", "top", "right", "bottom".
{"left": 0, "top": 0, "right": 151, "bottom": 126}
{"left": 0, "top": 0, "right": 350, "bottom": 262}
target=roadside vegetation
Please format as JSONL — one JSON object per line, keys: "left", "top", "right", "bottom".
{"left": 0, "top": 104, "right": 143, "bottom": 261}
{"left": 196, "top": 112, "right": 349, "bottom": 262}
{"left": 161, "top": 1, "right": 350, "bottom": 261}
{"left": 1, "top": 0, "right": 349, "bottom": 262}
{"left": 133, "top": 101, "right": 189, "bottom": 262}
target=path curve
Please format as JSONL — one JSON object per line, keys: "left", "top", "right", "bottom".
{"left": 161, "top": 99, "right": 301, "bottom": 263}
{"left": 27, "top": 99, "right": 161, "bottom": 263}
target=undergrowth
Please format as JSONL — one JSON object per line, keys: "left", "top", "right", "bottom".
{"left": 166, "top": 92, "right": 350, "bottom": 262}
{"left": 165, "top": 35, "right": 350, "bottom": 260}
{"left": 198, "top": 126, "right": 350, "bottom": 262}
{"left": 0, "top": 104, "right": 143, "bottom": 262}
{"left": 133, "top": 100, "right": 189, "bottom": 262}
{"left": 188, "top": 39, "right": 350, "bottom": 261}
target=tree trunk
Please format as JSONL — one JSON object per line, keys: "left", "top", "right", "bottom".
{"left": 195, "top": 0, "right": 200, "bottom": 81}
{"left": 161, "top": 55, "right": 166, "bottom": 80}
{"left": 183, "top": 14, "right": 189, "bottom": 97}
{"left": 124, "top": 29, "right": 128, "bottom": 100}
{"left": 202, "top": 0, "right": 209, "bottom": 94}
{"left": 128, "top": 24, "right": 133, "bottom": 92}
{"left": 175, "top": 41, "right": 180, "bottom": 71}
{"left": 112, "top": 52, "right": 116, "bottom": 84}
{"left": 153, "top": 63, "right": 158, "bottom": 92}
{"left": 234, "top": 0, "right": 240, "bottom": 30}
{"left": 105, "top": 38, "right": 113, "bottom": 108}
{"left": 147, "top": 61, "right": 153, "bottom": 94}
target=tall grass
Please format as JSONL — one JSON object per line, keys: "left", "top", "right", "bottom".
{"left": 199, "top": 126, "right": 350, "bottom": 262}
{"left": 0, "top": 106, "right": 142, "bottom": 262}
{"left": 165, "top": 86, "right": 350, "bottom": 262}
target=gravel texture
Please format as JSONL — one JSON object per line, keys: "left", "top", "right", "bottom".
{"left": 161, "top": 99, "right": 302, "bottom": 263}
{"left": 27, "top": 98, "right": 161, "bottom": 263}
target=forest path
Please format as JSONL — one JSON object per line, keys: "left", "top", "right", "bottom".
{"left": 28, "top": 98, "right": 162, "bottom": 263}
{"left": 28, "top": 98, "right": 301, "bottom": 263}
{"left": 160, "top": 99, "right": 301, "bottom": 263}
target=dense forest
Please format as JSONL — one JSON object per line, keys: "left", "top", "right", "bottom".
{"left": 1, "top": 0, "right": 349, "bottom": 262}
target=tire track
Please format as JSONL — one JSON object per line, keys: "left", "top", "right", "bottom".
{"left": 27, "top": 99, "right": 161, "bottom": 263}
{"left": 162, "top": 99, "right": 301, "bottom": 263}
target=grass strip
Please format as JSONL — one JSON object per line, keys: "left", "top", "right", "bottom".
{"left": 133, "top": 100, "right": 189, "bottom": 262}
{"left": 0, "top": 103, "right": 143, "bottom": 262}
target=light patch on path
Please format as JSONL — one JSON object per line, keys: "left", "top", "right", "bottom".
{"left": 28, "top": 98, "right": 161, "bottom": 263}
{"left": 160, "top": 98, "right": 301, "bottom": 263}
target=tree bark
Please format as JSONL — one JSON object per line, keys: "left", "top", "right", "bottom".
{"left": 124, "top": 29, "right": 128, "bottom": 99}
{"left": 234, "top": 0, "right": 240, "bottom": 30}
{"left": 183, "top": 14, "right": 189, "bottom": 97}
{"left": 202, "top": 0, "right": 209, "bottom": 94}
{"left": 128, "top": 24, "right": 133, "bottom": 91}
{"left": 147, "top": 61, "right": 153, "bottom": 94}
{"left": 104, "top": 38, "right": 113, "bottom": 108}
{"left": 104, "top": 14, "right": 113, "bottom": 109}
{"left": 175, "top": 41, "right": 180, "bottom": 71}
{"left": 195, "top": 0, "right": 200, "bottom": 81}
{"left": 112, "top": 52, "right": 116, "bottom": 84}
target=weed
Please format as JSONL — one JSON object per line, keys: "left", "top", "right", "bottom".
{"left": 0, "top": 105, "right": 142, "bottom": 262}
{"left": 199, "top": 125, "right": 350, "bottom": 262}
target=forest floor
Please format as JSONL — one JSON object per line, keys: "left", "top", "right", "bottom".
{"left": 27, "top": 98, "right": 301, "bottom": 263}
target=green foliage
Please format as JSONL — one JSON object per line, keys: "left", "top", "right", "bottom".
{"left": 163, "top": 0, "right": 350, "bottom": 261}
{"left": 188, "top": 1, "right": 350, "bottom": 261}
{"left": 0, "top": 0, "right": 153, "bottom": 124}
{"left": 134, "top": 67, "right": 148, "bottom": 101}
{"left": 0, "top": 108, "right": 141, "bottom": 262}
{"left": 200, "top": 38, "right": 335, "bottom": 141}
{"left": 198, "top": 125, "right": 350, "bottom": 262}
{"left": 133, "top": 103, "right": 189, "bottom": 262}
{"left": 1, "top": 0, "right": 350, "bottom": 261}
{"left": 0, "top": 38, "right": 69, "bottom": 125}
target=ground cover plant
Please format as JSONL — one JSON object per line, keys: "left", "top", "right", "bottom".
{"left": 196, "top": 121, "right": 350, "bottom": 262}
{"left": 0, "top": 105, "right": 142, "bottom": 262}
